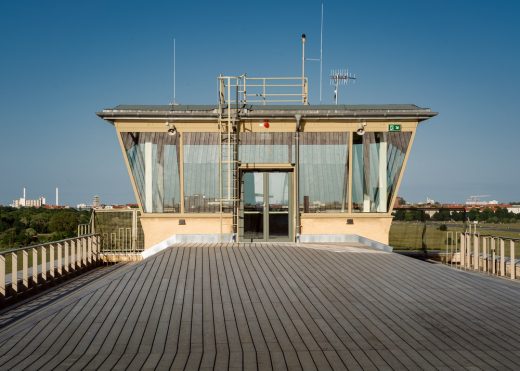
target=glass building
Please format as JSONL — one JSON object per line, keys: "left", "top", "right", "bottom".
{"left": 98, "top": 104, "right": 436, "bottom": 248}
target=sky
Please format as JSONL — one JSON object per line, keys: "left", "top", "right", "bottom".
{"left": 0, "top": 0, "right": 519, "bottom": 206}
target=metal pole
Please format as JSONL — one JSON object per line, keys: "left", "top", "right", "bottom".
{"left": 320, "top": 2, "right": 323, "bottom": 103}
{"left": 302, "top": 34, "right": 306, "bottom": 101}
{"left": 295, "top": 114, "right": 301, "bottom": 242}
{"left": 173, "top": 38, "right": 176, "bottom": 104}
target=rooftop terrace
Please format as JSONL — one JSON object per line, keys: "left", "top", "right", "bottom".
{"left": 1, "top": 242, "right": 520, "bottom": 370}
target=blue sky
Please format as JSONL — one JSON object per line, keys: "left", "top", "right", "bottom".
{"left": 1, "top": 0, "right": 519, "bottom": 206}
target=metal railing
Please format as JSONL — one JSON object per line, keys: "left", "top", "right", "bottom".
{"left": 218, "top": 75, "right": 309, "bottom": 106}
{"left": 90, "top": 209, "right": 144, "bottom": 253}
{"left": 445, "top": 231, "right": 520, "bottom": 280}
{"left": 0, "top": 234, "right": 101, "bottom": 302}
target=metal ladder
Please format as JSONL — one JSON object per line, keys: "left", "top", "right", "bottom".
{"left": 218, "top": 76, "right": 240, "bottom": 241}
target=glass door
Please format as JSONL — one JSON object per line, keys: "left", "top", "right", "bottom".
{"left": 241, "top": 171, "right": 292, "bottom": 242}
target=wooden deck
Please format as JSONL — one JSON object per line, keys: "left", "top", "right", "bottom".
{"left": 1, "top": 242, "right": 520, "bottom": 370}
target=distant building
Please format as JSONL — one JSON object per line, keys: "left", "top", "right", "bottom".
{"left": 76, "top": 203, "right": 93, "bottom": 210}
{"left": 93, "top": 195, "right": 101, "bottom": 208}
{"left": 10, "top": 188, "right": 46, "bottom": 208}
{"left": 508, "top": 205, "right": 520, "bottom": 214}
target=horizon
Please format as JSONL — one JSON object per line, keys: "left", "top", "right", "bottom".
{"left": 1, "top": 0, "right": 519, "bottom": 205}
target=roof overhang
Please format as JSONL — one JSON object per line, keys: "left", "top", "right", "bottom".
{"left": 97, "top": 104, "right": 438, "bottom": 124}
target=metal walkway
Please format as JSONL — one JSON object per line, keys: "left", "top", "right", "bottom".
{"left": 1, "top": 243, "right": 520, "bottom": 370}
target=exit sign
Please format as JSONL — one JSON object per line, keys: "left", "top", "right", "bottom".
{"left": 389, "top": 124, "right": 401, "bottom": 132}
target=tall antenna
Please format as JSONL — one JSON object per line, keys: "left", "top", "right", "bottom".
{"left": 330, "top": 69, "right": 356, "bottom": 104}
{"left": 320, "top": 1, "right": 324, "bottom": 103}
{"left": 173, "top": 38, "right": 176, "bottom": 104}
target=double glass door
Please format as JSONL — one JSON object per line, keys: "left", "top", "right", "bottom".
{"left": 241, "top": 171, "right": 292, "bottom": 242}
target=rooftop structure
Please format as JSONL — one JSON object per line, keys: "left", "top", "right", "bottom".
{"left": 98, "top": 76, "right": 437, "bottom": 249}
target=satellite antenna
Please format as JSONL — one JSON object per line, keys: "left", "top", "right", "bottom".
{"left": 330, "top": 69, "right": 356, "bottom": 104}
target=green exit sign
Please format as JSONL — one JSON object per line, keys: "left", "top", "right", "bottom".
{"left": 389, "top": 124, "right": 401, "bottom": 132}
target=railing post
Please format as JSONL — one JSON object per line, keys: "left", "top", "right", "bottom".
{"left": 11, "top": 252, "right": 17, "bottom": 294}
{"left": 57, "top": 242, "right": 62, "bottom": 276}
{"left": 483, "top": 237, "right": 488, "bottom": 273}
{"left": 460, "top": 233, "right": 466, "bottom": 268}
{"left": 22, "top": 250, "right": 29, "bottom": 289}
{"left": 64, "top": 241, "right": 69, "bottom": 274}
{"left": 466, "top": 233, "right": 472, "bottom": 269}
{"left": 32, "top": 247, "right": 38, "bottom": 285}
{"left": 491, "top": 238, "right": 496, "bottom": 275}
{"left": 511, "top": 240, "right": 516, "bottom": 280}
{"left": 474, "top": 234, "right": 479, "bottom": 270}
{"left": 82, "top": 237, "right": 87, "bottom": 266}
{"left": 76, "top": 238, "right": 81, "bottom": 269}
{"left": 70, "top": 240, "right": 76, "bottom": 271}
{"left": 500, "top": 238, "right": 505, "bottom": 277}
{"left": 0, "top": 255, "right": 5, "bottom": 298}
{"left": 42, "top": 246, "right": 47, "bottom": 281}
{"left": 87, "top": 236, "right": 92, "bottom": 264}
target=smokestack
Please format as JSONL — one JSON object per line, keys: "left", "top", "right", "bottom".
{"left": 56, "top": 187, "right": 59, "bottom": 206}
{"left": 23, "top": 187, "right": 26, "bottom": 200}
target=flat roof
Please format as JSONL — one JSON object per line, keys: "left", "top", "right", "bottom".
{"left": 97, "top": 104, "right": 437, "bottom": 122}
{"left": 1, "top": 242, "right": 519, "bottom": 369}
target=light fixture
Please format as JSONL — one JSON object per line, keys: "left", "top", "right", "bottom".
{"left": 356, "top": 122, "right": 367, "bottom": 136}
{"left": 166, "top": 122, "right": 177, "bottom": 136}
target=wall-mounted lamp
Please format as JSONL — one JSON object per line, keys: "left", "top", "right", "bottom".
{"left": 356, "top": 122, "right": 367, "bottom": 136}
{"left": 166, "top": 122, "right": 177, "bottom": 136}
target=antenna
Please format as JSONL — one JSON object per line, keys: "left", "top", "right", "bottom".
{"left": 173, "top": 38, "right": 176, "bottom": 104}
{"left": 320, "top": 1, "right": 323, "bottom": 103}
{"left": 330, "top": 68, "right": 357, "bottom": 104}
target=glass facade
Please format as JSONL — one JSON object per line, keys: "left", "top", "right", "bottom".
{"left": 352, "top": 132, "right": 411, "bottom": 213}
{"left": 121, "top": 129, "right": 411, "bottom": 215}
{"left": 121, "top": 132, "right": 180, "bottom": 213}
{"left": 239, "top": 132, "right": 294, "bottom": 163}
{"left": 299, "top": 132, "right": 349, "bottom": 212}
{"left": 183, "top": 132, "right": 221, "bottom": 213}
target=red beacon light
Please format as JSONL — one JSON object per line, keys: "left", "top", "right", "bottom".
{"left": 263, "top": 120, "right": 270, "bottom": 129}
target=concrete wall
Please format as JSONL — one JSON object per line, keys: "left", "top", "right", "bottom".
{"left": 300, "top": 215, "right": 393, "bottom": 245}
{"left": 140, "top": 215, "right": 233, "bottom": 248}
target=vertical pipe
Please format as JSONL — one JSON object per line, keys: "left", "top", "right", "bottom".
{"left": 295, "top": 114, "right": 301, "bottom": 242}
{"left": 302, "top": 34, "right": 306, "bottom": 103}
{"left": 145, "top": 141, "right": 153, "bottom": 213}
{"left": 474, "top": 234, "right": 479, "bottom": 270}
{"left": 492, "top": 238, "right": 496, "bottom": 275}
{"left": 460, "top": 233, "right": 465, "bottom": 268}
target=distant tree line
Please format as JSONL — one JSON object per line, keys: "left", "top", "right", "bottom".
{"left": 393, "top": 207, "right": 520, "bottom": 224}
{"left": 0, "top": 206, "right": 90, "bottom": 250}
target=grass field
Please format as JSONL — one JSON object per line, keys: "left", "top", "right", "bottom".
{"left": 389, "top": 221, "right": 520, "bottom": 251}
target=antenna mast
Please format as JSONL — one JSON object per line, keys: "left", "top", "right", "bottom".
{"left": 173, "top": 38, "right": 176, "bottom": 104}
{"left": 330, "top": 69, "right": 356, "bottom": 104}
{"left": 320, "top": 1, "right": 323, "bottom": 103}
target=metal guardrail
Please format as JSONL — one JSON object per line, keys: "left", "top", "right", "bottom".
{"left": 445, "top": 231, "right": 519, "bottom": 280}
{"left": 89, "top": 209, "right": 144, "bottom": 253}
{"left": 0, "top": 234, "right": 101, "bottom": 302}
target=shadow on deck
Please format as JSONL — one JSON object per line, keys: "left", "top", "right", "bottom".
{"left": 1, "top": 242, "right": 520, "bottom": 370}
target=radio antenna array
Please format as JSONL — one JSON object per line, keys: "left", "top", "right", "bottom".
{"left": 330, "top": 69, "right": 356, "bottom": 105}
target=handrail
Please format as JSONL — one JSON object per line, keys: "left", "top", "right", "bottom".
{"left": 0, "top": 234, "right": 98, "bottom": 256}
{"left": 0, "top": 234, "right": 102, "bottom": 304}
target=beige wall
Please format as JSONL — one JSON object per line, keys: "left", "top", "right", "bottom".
{"left": 300, "top": 215, "right": 393, "bottom": 245}
{"left": 140, "top": 215, "right": 233, "bottom": 248}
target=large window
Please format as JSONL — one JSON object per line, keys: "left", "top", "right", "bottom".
{"left": 121, "top": 132, "right": 180, "bottom": 213}
{"left": 352, "top": 132, "right": 411, "bottom": 213}
{"left": 183, "top": 132, "right": 220, "bottom": 213}
{"left": 299, "top": 132, "right": 349, "bottom": 212}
